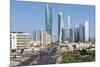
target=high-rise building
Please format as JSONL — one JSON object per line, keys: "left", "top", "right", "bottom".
{"left": 40, "top": 29, "right": 43, "bottom": 42}
{"left": 62, "top": 28, "right": 66, "bottom": 43}
{"left": 67, "top": 16, "right": 73, "bottom": 42}
{"left": 68, "top": 16, "right": 72, "bottom": 29}
{"left": 52, "top": 33, "right": 56, "bottom": 43}
{"left": 33, "top": 29, "right": 37, "bottom": 41}
{"left": 40, "top": 28, "right": 44, "bottom": 47}
{"left": 31, "top": 29, "right": 39, "bottom": 47}
{"left": 68, "top": 28, "right": 73, "bottom": 42}
{"left": 66, "top": 17, "right": 68, "bottom": 40}
{"left": 58, "top": 11, "right": 64, "bottom": 43}
{"left": 37, "top": 29, "right": 42, "bottom": 45}
{"left": 85, "top": 21, "right": 89, "bottom": 42}
{"left": 42, "top": 31, "right": 51, "bottom": 46}
{"left": 10, "top": 32, "right": 30, "bottom": 50}
{"left": 42, "top": 31, "right": 47, "bottom": 46}
{"left": 74, "top": 25, "right": 79, "bottom": 42}
{"left": 45, "top": 4, "right": 52, "bottom": 43}
{"left": 79, "top": 24, "right": 85, "bottom": 42}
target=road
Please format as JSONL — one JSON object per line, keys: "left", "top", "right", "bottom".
{"left": 17, "top": 44, "right": 58, "bottom": 66}
{"left": 32, "top": 45, "right": 57, "bottom": 65}
{"left": 17, "top": 54, "right": 38, "bottom": 66}
{"left": 33, "top": 50, "right": 57, "bottom": 65}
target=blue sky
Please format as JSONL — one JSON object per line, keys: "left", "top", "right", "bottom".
{"left": 10, "top": 0, "right": 95, "bottom": 38}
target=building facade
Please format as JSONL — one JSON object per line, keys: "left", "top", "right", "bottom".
{"left": 32, "top": 29, "right": 42, "bottom": 47}
{"left": 74, "top": 25, "right": 79, "bottom": 42}
{"left": 68, "top": 28, "right": 73, "bottom": 42}
{"left": 62, "top": 28, "right": 66, "bottom": 43}
{"left": 42, "top": 31, "right": 51, "bottom": 46}
{"left": 58, "top": 12, "right": 64, "bottom": 43}
{"left": 45, "top": 4, "right": 52, "bottom": 43}
{"left": 33, "top": 29, "right": 37, "bottom": 41}
{"left": 67, "top": 16, "right": 73, "bottom": 42}
{"left": 85, "top": 21, "right": 89, "bottom": 42}
{"left": 10, "top": 32, "right": 30, "bottom": 50}
{"left": 79, "top": 24, "right": 85, "bottom": 42}
{"left": 10, "top": 33, "right": 17, "bottom": 50}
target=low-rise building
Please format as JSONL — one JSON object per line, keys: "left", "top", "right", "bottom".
{"left": 10, "top": 32, "right": 30, "bottom": 51}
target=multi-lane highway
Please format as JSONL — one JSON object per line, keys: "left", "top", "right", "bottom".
{"left": 32, "top": 45, "right": 57, "bottom": 65}
{"left": 33, "top": 48, "right": 57, "bottom": 65}
{"left": 17, "top": 44, "right": 58, "bottom": 66}
{"left": 17, "top": 54, "right": 38, "bottom": 66}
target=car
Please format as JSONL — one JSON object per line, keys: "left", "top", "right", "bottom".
{"left": 10, "top": 55, "right": 16, "bottom": 58}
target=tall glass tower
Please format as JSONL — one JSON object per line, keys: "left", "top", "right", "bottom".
{"left": 74, "top": 25, "right": 79, "bottom": 42}
{"left": 33, "top": 29, "right": 37, "bottom": 41}
{"left": 79, "top": 24, "right": 85, "bottom": 42}
{"left": 45, "top": 4, "right": 52, "bottom": 41}
{"left": 58, "top": 12, "right": 64, "bottom": 43}
{"left": 68, "top": 16, "right": 73, "bottom": 42}
{"left": 62, "top": 28, "right": 66, "bottom": 43}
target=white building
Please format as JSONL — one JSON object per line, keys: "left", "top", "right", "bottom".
{"left": 67, "top": 16, "right": 73, "bottom": 42}
{"left": 10, "top": 33, "right": 17, "bottom": 50}
{"left": 85, "top": 21, "right": 89, "bottom": 42}
{"left": 31, "top": 29, "right": 52, "bottom": 48}
{"left": 10, "top": 32, "right": 30, "bottom": 50}
{"left": 68, "top": 16, "right": 72, "bottom": 29}
{"left": 42, "top": 31, "right": 51, "bottom": 46}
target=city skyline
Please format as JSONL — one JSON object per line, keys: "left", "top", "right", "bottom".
{"left": 11, "top": 0, "right": 95, "bottom": 40}
{"left": 10, "top": 1, "right": 95, "bottom": 66}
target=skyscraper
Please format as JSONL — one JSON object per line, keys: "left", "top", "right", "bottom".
{"left": 66, "top": 17, "right": 68, "bottom": 40}
{"left": 67, "top": 16, "right": 73, "bottom": 42}
{"left": 79, "top": 24, "right": 85, "bottom": 42}
{"left": 62, "top": 28, "right": 66, "bottom": 43}
{"left": 68, "top": 28, "right": 73, "bottom": 42}
{"left": 45, "top": 4, "right": 52, "bottom": 43}
{"left": 40, "top": 28, "right": 43, "bottom": 45}
{"left": 85, "top": 21, "right": 89, "bottom": 42}
{"left": 74, "top": 25, "right": 79, "bottom": 42}
{"left": 37, "top": 29, "right": 41, "bottom": 41}
{"left": 33, "top": 29, "right": 37, "bottom": 41}
{"left": 68, "top": 16, "right": 72, "bottom": 29}
{"left": 58, "top": 11, "right": 64, "bottom": 43}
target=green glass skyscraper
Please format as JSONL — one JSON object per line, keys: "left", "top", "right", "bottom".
{"left": 45, "top": 4, "right": 52, "bottom": 43}
{"left": 45, "top": 4, "right": 52, "bottom": 37}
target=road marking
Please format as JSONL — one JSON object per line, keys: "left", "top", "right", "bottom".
{"left": 28, "top": 57, "right": 39, "bottom": 65}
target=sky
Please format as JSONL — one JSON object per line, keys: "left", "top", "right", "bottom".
{"left": 10, "top": 0, "right": 95, "bottom": 39}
